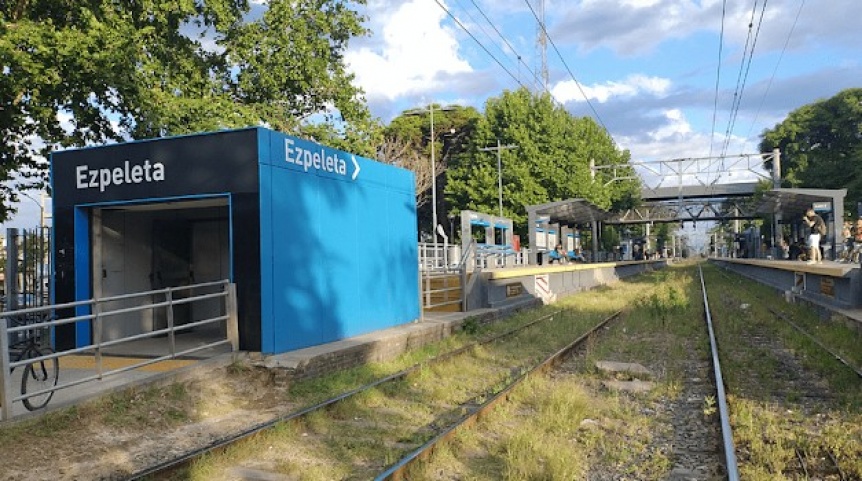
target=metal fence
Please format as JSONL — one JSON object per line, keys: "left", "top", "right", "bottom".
{"left": 0, "top": 279, "right": 238, "bottom": 420}
{"left": 418, "top": 242, "right": 531, "bottom": 273}
{"left": 3, "top": 227, "right": 52, "bottom": 311}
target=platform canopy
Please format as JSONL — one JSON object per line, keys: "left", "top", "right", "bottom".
{"left": 525, "top": 198, "right": 611, "bottom": 226}
{"left": 754, "top": 187, "right": 846, "bottom": 219}
{"left": 525, "top": 199, "right": 610, "bottom": 265}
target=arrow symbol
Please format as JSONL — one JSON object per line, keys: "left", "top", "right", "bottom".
{"left": 351, "top": 155, "right": 360, "bottom": 180}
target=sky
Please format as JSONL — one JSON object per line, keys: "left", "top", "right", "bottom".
{"left": 345, "top": 0, "right": 859, "bottom": 165}
{"left": 343, "top": 0, "right": 860, "bottom": 249}
{"left": 5, "top": 0, "right": 860, "bottom": 249}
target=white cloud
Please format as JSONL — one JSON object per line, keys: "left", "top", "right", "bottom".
{"left": 616, "top": 108, "right": 766, "bottom": 187}
{"left": 346, "top": 0, "right": 472, "bottom": 101}
{"left": 621, "top": 109, "right": 705, "bottom": 162}
{"left": 552, "top": 74, "right": 671, "bottom": 104}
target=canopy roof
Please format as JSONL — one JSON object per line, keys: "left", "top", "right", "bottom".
{"left": 526, "top": 198, "right": 610, "bottom": 225}
{"left": 755, "top": 188, "right": 846, "bottom": 219}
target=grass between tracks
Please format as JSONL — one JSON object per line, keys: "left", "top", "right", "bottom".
{"left": 406, "top": 261, "right": 707, "bottom": 480}
{"left": 701, "top": 263, "right": 862, "bottom": 480}
{"left": 5, "top": 261, "right": 858, "bottom": 480}
{"left": 182, "top": 265, "right": 698, "bottom": 480}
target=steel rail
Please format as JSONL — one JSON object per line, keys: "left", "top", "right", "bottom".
{"left": 710, "top": 264, "right": 862, "bottom": 479}
{"left": 374, "top": 310, "right": 621, "bottom": 481}
{"left": 698, "top": 265, "right": 740, "bottom": 481}
{"left": 827, "top": 451, "right": 847, "bottom": 481}
{"left": 795, "top": 448, "right": 809, "bottom": 478}
{"left": 126, "top": 309, "right": 566, "bottom": 479}
{"left": 765, "top": 306, "right": 862, "bottom": 379}
{"left": 712, "top": 264, "right": 862, "bottom": 379}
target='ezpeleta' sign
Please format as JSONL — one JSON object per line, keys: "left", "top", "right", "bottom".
{"left": 76, "top": 159, "right": 165, "bottom": 192}
{"left": 284, "top": 138, "right": 361, "bottom": 180}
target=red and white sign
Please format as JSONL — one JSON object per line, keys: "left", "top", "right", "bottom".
{"left": 535, "top": 274, "right": 555, "bottom": 304}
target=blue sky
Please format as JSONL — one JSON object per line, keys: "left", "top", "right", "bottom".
{"left": 4, "top": 0, "right": 860, "bottom": 237}
{"left": 342, "top": 0, "right": 860, "bottom": 249}
{"left": 347, "top": 0, "right": 860, "bottom": 162}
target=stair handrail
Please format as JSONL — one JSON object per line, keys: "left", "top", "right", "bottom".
{"left": 458, "top": 239, "right": 481, "bottom": 311}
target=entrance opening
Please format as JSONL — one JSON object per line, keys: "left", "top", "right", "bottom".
{"left": 92, "top": 197, "right": 230, "bottom": 357}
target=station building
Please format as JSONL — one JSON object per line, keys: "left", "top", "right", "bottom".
{"left": 51, "top": 128, "right": 419, "bottom": 354}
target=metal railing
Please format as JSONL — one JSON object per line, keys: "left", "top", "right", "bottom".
{"left": 418, "top": 242, "right": 531, "bottom": 273}
{"left": 0, "top": 279, "right": 238, "bottom": 420}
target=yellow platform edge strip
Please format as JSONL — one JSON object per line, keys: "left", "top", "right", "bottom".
{"left": 61, "top": 355, "right": 196, "bottom": 372}
{"left": 487, "top": 260, "right": 663, "bottom": 280}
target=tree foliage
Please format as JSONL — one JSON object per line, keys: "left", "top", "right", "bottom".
{"left": 1, "top": 0, "right": 376, "bottom": 220}
{"left": 445, "top": 88, "right": 640, "bottom": 239}
{"left": 760, "top": 88, "right": 862, "bottom": 211}
{"left": 380, "top": 105, "right": 482, "bottom": 237}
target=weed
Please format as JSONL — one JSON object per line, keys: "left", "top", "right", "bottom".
{"left": 461, "top": 316, "right": 480, "bottom": 335}
{"left": 226, "top": 357, "right": 251, "bottom": 376}
{"left": 702, "top": 395, "right": 716, "bottom": 416}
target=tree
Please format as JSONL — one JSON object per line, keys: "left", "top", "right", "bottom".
{"left": 380, "top": 105, "right": 482, "bottom": 238}
{"left": 760, "top": 88, "right": 862, "bottom": 212}
{"left": 1, "top": 0, "right": 376, "bottom": 221}
{"left": 600, "top": 224, "right": 621, "bottom": 253}
{"left": 445, "top": 88, "right": 640, "bottom": 240}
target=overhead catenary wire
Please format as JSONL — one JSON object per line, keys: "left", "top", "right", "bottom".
{"left": 430, "top": 0, "right": 574, "bottom": 113}
{"left": 459, "top": 0, "right": 549, "bottom": 92}
{"left": 432, "top": 0, "right": 530, "bottom": 92}
{"left": 744, "top": 0, "right": 806, "bottom": 142}
{"left": 720, "top": 0, "right": 769, "bottom": 158}
{"left": 449, "top": 0, "right": 524, "bottom": 81}
{"left": 708, "top": 0, "right": 728, "bottom": 162}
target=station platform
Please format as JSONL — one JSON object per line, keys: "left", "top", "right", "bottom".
{"left": 2, "top": 297, "right": 538, "bottom": 423}
{"left": 711, "top": 257, "right": 858, "bottom": 277}
{"left": 8, "top": 257, "right": 859, "bottom": 423}
{"left": 485, "top": 259, "right": 665, "bottom": 280}
{"left": 710, "top": 257, "right": 862, "bottom": 325}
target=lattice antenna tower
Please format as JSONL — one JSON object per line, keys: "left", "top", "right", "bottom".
{"left": 535, "top": 0, "right": 549, "bottom": 92}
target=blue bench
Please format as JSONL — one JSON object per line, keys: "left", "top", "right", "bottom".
{"left": 568, "top": 250, "right": 585, "bottom": 262}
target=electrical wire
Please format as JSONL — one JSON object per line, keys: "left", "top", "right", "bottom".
{"left": 709, "top": 0, "right": 728, "bottom": 161}
{"left": 464, "top": 0, "right": 547, "bottom": 91}
{"left": 745, "top": 0, "right": 806, "bottom": 142}
{"left": 432, "top": 0, "right": 529, "bottom": 92}
{"left": 432, "top": 0, "right": 572, "bottom": 110}
{"left": 450, "top": 0, "right": 524, "bottom": 82}
{"left": 721, "top": 0, "right": 769, "bottom": 158}
{"left": 520, "top": 0, "right": 612, "bottom": 137}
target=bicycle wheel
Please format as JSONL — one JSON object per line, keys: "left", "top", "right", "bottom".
{"left": 20, "top": 346, "right": 59, "bottom": 411}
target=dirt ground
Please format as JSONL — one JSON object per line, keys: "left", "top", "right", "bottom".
{"left": 0, "top": 362, "right": 298, "bottom": 481}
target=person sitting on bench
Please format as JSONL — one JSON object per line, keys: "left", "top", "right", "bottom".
{"left": 549, "top": 243, "right": 568, "bottom": 264}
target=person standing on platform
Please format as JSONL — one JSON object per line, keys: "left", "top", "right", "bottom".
{"left": 802, "top": 208, "right": 826, "bottom": 264}
{"left": 852, "top": 218, "right": 862, "bottom": 263}
{"left": 839, "top": 221, "right": 853, "bottom": 262}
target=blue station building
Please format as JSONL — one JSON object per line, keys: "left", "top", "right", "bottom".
{"left": 50, "top": 128, "right": 419, "bottom": 354}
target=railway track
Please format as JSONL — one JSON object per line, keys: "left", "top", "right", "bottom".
{"left": 375, "top": 312, "right": 620, "bottom": 480}
{"left": 378, "top": 265, "right": 735, "bottom": 480}
{"left": 127, "top": 262, "right": 860, "bottom": 480}
{"left": 129, "top": 308, "right": 613, "bottom": 479}
{"left": 703, "top": 264, "right": 862, "bottom": 480}
{"left": 375, "top": 263, "right": 860, "bottom": 480}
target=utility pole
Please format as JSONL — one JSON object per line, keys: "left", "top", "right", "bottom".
{"left": 479, "top": 140, "right": 518, "bottom": 217}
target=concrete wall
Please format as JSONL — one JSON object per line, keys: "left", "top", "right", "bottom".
{"left": 467, "top": 260, "right": 668, "bottom": 310}
{"left": 711, "top": 259, "right": 862, "bottom": 309}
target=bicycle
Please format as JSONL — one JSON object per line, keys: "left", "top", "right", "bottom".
{"left": 5, "top": 313, "right": 59, "bottom": 411}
